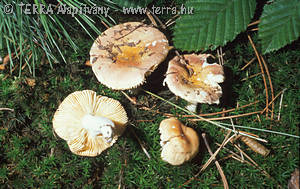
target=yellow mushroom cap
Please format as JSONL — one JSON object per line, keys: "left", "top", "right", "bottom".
{"left": 159, "top": 117, "right": 199, "bottom": 165}
{"left": 52, "top": 90, "right": 128, "bottom": 156}
{"left": 164, "top": 54, "right": 224, "bottom": 104}
{"left": 89, "top": 22, "right": 170, "bottom": 90}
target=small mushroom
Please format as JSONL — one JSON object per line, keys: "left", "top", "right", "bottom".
{"left": 52, "top": 90, "right": 128, "bottom": 156}
{"left": 159, "top": 117, "right": 199, "bottom": 165}
{"left": 163, "top": 54, "right": 225, "bottom": 112}
{"left": 90, "top": 22, "right": 170, "bottom": 91}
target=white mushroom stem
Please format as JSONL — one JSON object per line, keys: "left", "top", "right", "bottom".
{"left": 81, "top": 114, "right": 115, "bottom": 143}
{"left": 185, "top": 102, "right": 198, "bottom": 113}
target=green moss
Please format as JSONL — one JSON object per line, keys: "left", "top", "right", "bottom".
{"left": 0, "top": 2, "right": 299, "bottom": 188}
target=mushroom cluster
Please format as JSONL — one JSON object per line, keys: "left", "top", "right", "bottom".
{"left": 53, "top": 90, "right": 128, "bottom": 156}
{"left": 90, "top": 22, "right": 170, "bottom": 90}
{"left": 159, "top": 117, "right": 199, "bottom": 165}
{"left": 53, "top": 22, "right": 225, "bottom": 165}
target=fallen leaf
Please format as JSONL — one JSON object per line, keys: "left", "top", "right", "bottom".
{"left": 25, "top": 78, "right": 36, "bottom": 87}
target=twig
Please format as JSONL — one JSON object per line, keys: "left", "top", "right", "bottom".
{"left": 115, "top": 24, "right": 145, "bottom": 40}
{"left": 260, "top": 55, "right": 275, "bottom": 119}
{"left": 183, "top": 101, "right": 260, "bottom": 117}
{"left": 188, "top": 111, "right": 261, "bottom": 121}
{"left": 118, "top": 165, "right": 124, "bottom": 189}
{"left": 232, "top": 144, "right": 282, "bottom": 188}
{"left": 121, "top": 91, "right": 137, "bottom": 105}
{"left": 146, "top": 9, "right": 158, "bottom": 27}
{"left": 216, "top": 143, "right": 252, "bottom": 165}
{"left": 101, "top": 20, "right": 110, "bottom": 29}
{"left": 129, "top": 125, "right": 151, "bottom": 159}
{"left": 241, "top": 57, "right": 256, "bottom": 70}
{"left": 202, "top": 133, "right": 229, "bottom": 189}
{"left": 180, "top": 131, "right": 234, "bottom": 188}
{"left": 165, "top": 14, "right": 180, "bottom": 26}
{"left": 233, "top": 144, "right": 272, "bottom": 178}
{"left": 277, "top": 89, "right": 285, "bottom": 121}
{"left": 261, "top": 88, "right": 287, "bottom": 115}
{"left": 248, "top": 20, "right": 260, "bottom": 27}
{"left": 241, "top": 72, "right": 263, "bottom": 81}
{"left": 217, "top": 47, "right": 225, "bottom": 65}
{"left": 0, "top": 108, "right": 14, "bottom": 111}
{"left": 248, "top": 35, "right": 269, "bottom": 117}
{"left": 146, "top": 8, "right": 166, "bottom": 29}
{"left": 144, "top": 90, "right": 268, "bottom": 142}
{"left": 166, "top": 20, "right": 176, "bottom": 28}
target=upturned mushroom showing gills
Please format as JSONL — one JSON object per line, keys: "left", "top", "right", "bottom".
{"left": 163, "top": 54, "right": 225, "bottom": 112}
{"left": 52, "top": 90, "right": 128, "bottom": 157}
{"left": 89, "top": 22, "right": 170, "bottom": 90}
{"left": 159, "top": 117, "right": 199, "bottom": 166}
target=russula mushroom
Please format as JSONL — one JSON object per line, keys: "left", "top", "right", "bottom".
{"left": 159, "top": 117, "right": 199, "bottom": 165}
{"left": 163, "top": 53, "right": 225, "bottom": 112}
{"left": 89, "top": 22, "right": 170, "bottom": 91}
{"left": 52, "top": 90, "right": 128, "bottom": 156}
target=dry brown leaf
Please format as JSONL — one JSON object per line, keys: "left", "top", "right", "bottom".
{"left": 25, "top": 78, "right": 36, "bottom": 87}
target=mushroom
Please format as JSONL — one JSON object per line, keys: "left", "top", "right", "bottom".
{"left": 163, "top": 53, "right": 225, "bottom": 112}
{"left": 159, "top": 117, "right": 199, "bottom": 165}
{"left": 89, "top": 22, "right": 170, "bottom": 91}
{"left": 52, "top": 90, "right": 128, "bottom": 156}
{"left": 288, "top": 168, "right": 299, "bottom": 189}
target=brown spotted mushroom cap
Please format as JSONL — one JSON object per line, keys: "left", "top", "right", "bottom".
{"left": 53, "top": 90, "right": 128, "bottom": 156}
{"left": 159, "top": 117, "right": 199, "bottom": 165}
{"left": 90, "top": 22, "right": 170, "bottom": 90}
{"left": 164, "top": 54, "right": 224, "bottom": 104}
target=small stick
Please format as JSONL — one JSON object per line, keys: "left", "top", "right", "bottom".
{"left": 129, "top": 126, "right": 151, "bottom": 159}
{"left": 202, "top": 133, "right": 229, "bottom": 189}
{"left": 241, "top": 57, "right": 256, "bottom": 70}
{"left": 217, "top": 48, "right": 222, "bottom": 65}
{"left": 146, "top": 8, "right": 166, "bottom": 29}
{"left": 248, "top": 20, "right": 260, "bottom": 27}
{"left": 248, "top": 35, "right": 269, "bottom": 117}
{"left": 232, "top": 143, "right": 280, "bottom": 187}
{"left": 121, "top": 91, "right": 137, "bottom": 105}
{"left": 251, "top": 28, "right": 259, "bottom": 31}
{"left": 261, "top": 88, "right": 287, "bottom": 115}
{"left": 217, "top": 47, "right": 224, "bottom": 65}
{"left": 118, "top": 166, "right": 124, "bottom": 189}
{"left": 216, "top": 143, "right": 253, "bottom": 165}
{"left": 146, "top": 9, "right": 158, "bottom": 27}
{"left": 166, "top": 20, "right": 176, "bottom": 27}
{"left": 260, "top": 55, "right": 275, "bottom": 119}
{"left": 101, "top": 20, "right": 110, "bottom": 29}
{"left": 182, "top": 100, "right": 259, "bottom": 118}
{"left": 230, "top": 119, "right": 244, "bottom": 160}
{"left": 188, "top": 111, "right": 261, "bottom": 121}
{"left": 180, "top": 131, "right": 234, "bottom": 188}
{"left": 0, "top": 108, "right": 14, "bottom": 111}
{"left": 277, "top": 89, "right": 285, "bottom": 121}
{"left": 165, "top": 14, "right": 180, "bottom": 25}
{"left": 241, "top": 72, "right": 263, "bottom": 81}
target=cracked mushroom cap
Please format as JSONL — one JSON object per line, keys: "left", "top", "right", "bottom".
{"left": 53, "top": 90, "right": 128, "bottom": 157}
{"left": 159, "top": 117, "right": 199, "bottom": 165}
{"left": 164, "top": 54, "right": 224, "bottom": 104}
{"left": 89, "top": 22, "right": 170, "bottom": 90}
